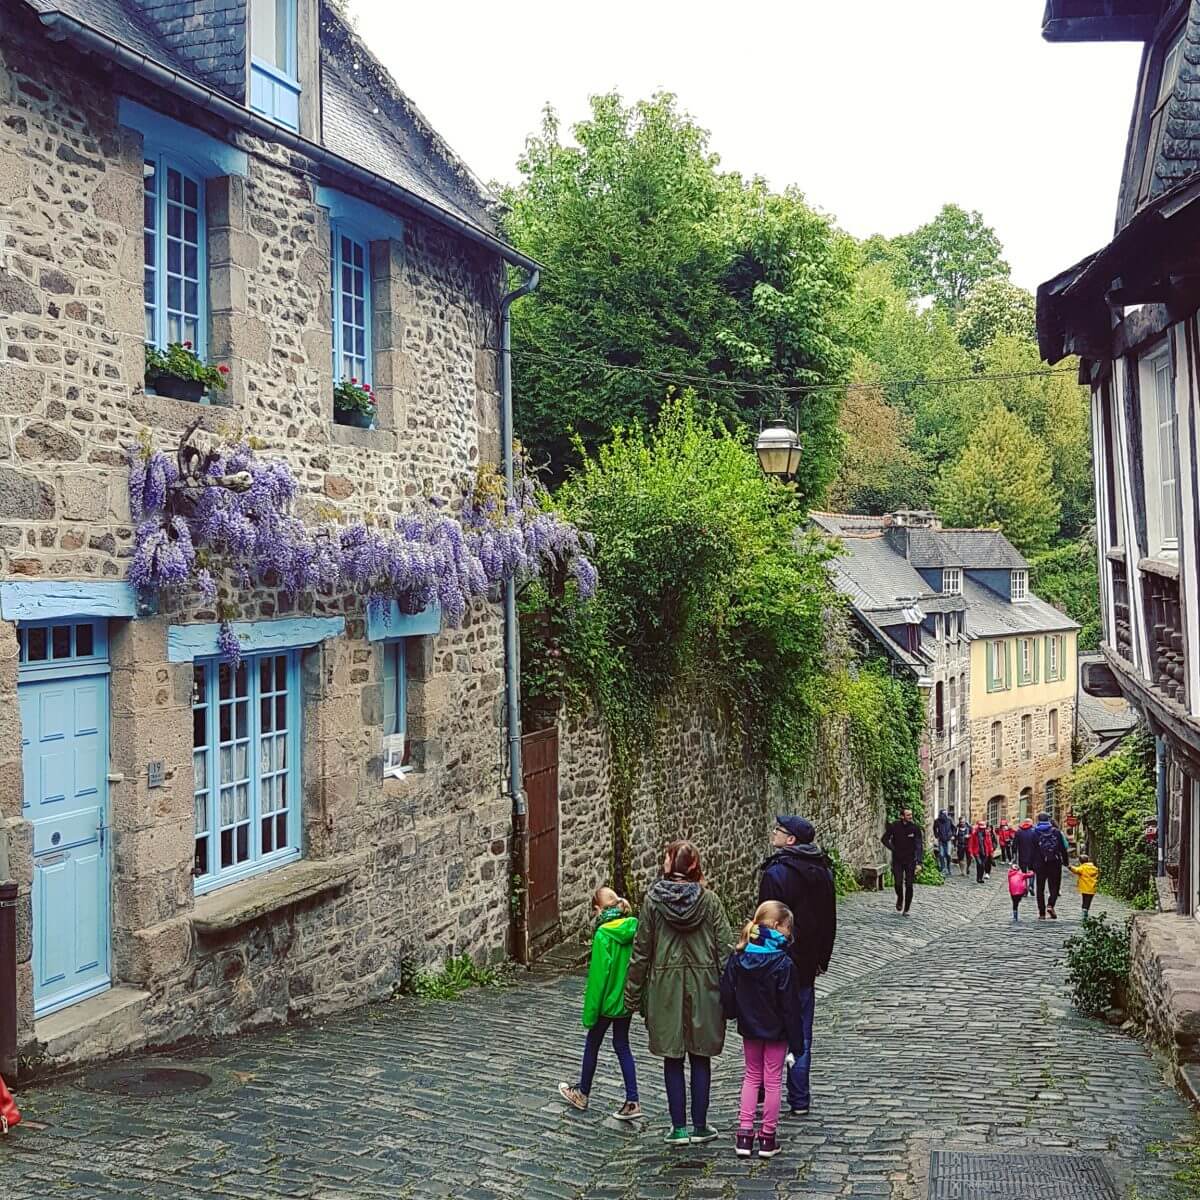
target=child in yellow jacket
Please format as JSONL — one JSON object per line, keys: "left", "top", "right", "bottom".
{"left": 1068, "top": 855, "right": 1100, "bottom": 919}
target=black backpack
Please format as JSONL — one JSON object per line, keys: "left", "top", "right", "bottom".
{"left": 1037, "top": 826, "right": 1062, "bottom": 865}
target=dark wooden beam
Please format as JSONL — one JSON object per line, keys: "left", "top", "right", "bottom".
{"left": 1043, "top": 16, "right": 1156, "bottom": 41}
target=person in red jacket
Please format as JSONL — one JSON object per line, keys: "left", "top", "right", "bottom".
{"left": 998, "top": 820, "right": 1016, "bottom": 863}
{"left": 967, "top": 821, "right": 994, "bottom": 884}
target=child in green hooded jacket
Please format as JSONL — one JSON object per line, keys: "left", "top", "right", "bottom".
{"left": 557, "top": 886, "right": 641, "bottom": 1119}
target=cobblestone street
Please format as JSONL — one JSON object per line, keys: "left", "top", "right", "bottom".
{"left": 2, "top": 875, "right": 1197, "bottom": 1199}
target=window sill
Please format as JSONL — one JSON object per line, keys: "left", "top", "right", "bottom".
{"left": 1106, "top": 547, "right": 1126, "bottom": 564}
{"left": 130, "top": 389, "right": 235, "bottom": 430}
{"left": 191, "top": 854, "right": 365, "bottom": 936}
{"left": 330, "top": 423, "right": 397, "bottom": 451}
{"left": 1139, "top": 555, "right": 1180, "bottom": 582}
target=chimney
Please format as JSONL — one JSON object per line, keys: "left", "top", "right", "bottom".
{"left": 890, "top": 510, "right": 941, "bottom": 530}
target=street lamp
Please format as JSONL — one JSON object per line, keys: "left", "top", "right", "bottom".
{"left": 755, "top": 418, "right": 801, "bottom": 480}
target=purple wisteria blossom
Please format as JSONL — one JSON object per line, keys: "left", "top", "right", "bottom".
{"left": 126, "top": 436, "right": 597, "bottom": 661}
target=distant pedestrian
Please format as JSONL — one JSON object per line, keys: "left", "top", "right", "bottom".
{"left": 625, "top": 840, "right": 734, "bottom": 1148}
{"left": 1008, "top": 864, "right": 1035, "bottom": 921}
{"left": 954, "top": 818, "right": 971, "bottom": 876}
{"left": 557, "top": 886, "right": 641, "bottom": 1120}
{"left": 1032, "top": 812, "right": 1071, "bottom": 919}
{"left": 1068, "top": 855, "right": 1100, "bottom": 919}
{"left": 985, "top": 826, "right": 998, "bottom": 876}
{"left": 998, "top": 820, "right": 1015, "bottom": 863}
{"left": 882, "top": 808, "right": 924, "bottom": 915}
{"left": 720, "top": 901, "right": 806, "bottom": 1159}
{"left": 968, "top": 821, "right": 994, "bottom": 884}
{"left": 758, "top": 815, "right": 836, "bottom": 1117}
{"left": 933, "top": 809, "right": 954, "bottom": 875}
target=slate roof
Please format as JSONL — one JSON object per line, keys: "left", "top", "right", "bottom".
{"left": 1076, "top": 652, "right": 1138, "bottom": 740}
{"left": 823, "top": 534, "right": 934, "bottom": 615}
{"left": 961, "top": 576, "right": 1078, "bottom": 637}
{"left": 905, "top": 528, "right": 1028, "bottom": 571}
{"left": 22, "top": 0, "right": 501, "bottom": 241}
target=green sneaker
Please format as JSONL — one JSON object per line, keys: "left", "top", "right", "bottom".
{"left": 690, "top": 1125, "right": 720, "bottom": 1144}
{"left": 663, "top": 1126, "right": 691, "bottom": 1147}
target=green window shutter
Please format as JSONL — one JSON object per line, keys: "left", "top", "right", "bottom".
{"left": 986, "top": 640, "right": 996, "bottom": 692}
{"left": 1032, "top": 637, "right": 1040, "bottom": 684}
{"left": 383, "top": 641, "right": 398, "bottom": 736}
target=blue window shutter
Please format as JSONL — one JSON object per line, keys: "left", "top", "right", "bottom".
{"left": 382, "top": 642, "right": 398, "bottom": 737}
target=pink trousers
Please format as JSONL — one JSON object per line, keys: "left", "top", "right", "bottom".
{"left": 738, "top": 1038, "right": 788, "bottom": 1135}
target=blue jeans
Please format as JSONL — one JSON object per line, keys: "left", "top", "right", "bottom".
{"left": 579, "top": 1016, "right": 638, "bottom": 1101}
{"left": 663, "top": 1053, "right": 711, "bottom": 1130}
{"left": 786, "top": 985, "right": 816, "bottom": 1110}
{"left": 937, "top": 840, "right": 952, "bottom": 872}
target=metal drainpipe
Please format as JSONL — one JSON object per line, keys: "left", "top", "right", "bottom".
{"left": 0, "top": 880, "right": 17, "bottom": 1077}
{"left": 501, "top": 268, "right": 539, "bottom": 965}
{"left": 1156, "top": 734, "right": 1167, "bottom": 878}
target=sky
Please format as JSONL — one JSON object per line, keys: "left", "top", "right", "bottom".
{"left": 348, "top": 0, "right": 1145, "bottom": 292}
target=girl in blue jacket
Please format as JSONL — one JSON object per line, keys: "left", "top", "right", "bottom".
{"left": 720, "top": 900, "right": 806, "bottom": 1159}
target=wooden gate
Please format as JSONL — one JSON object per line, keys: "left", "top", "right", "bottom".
{"left": 522, "top": 726, "right": 560, "bottom": 948}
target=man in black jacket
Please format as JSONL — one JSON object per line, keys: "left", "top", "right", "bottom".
{"left": 933, "top": 809, "right": 954, "bottom": 875}
{"left": 882, "top": 808, "right": 924, "bottom": 915}
{"left": 758, "top": 814, "right": 836, "bottom": 1117}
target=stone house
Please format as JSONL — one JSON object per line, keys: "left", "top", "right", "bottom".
{"left": 1037, "top": 0, "right": 1200, "bottom": 1097}
{"left": 0, "top": 0, "right": 541, "bottom": 1071}
{"left": 813, "top": 510, "right": 1079, "bottom": 827}
{"left": 811, "top": 511, "right": 970, "bottom": 827}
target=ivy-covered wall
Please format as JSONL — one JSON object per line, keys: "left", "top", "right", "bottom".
{"left": 555, "top": 688, "right": 887, "bottom": 944}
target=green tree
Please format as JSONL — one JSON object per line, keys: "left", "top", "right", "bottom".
{"left": 936, "top": 404, "right": 1061, "bottom": 554}
{"left": 1029, "top": 537, "right": 1101, "bottom": 650}
{"left": 954, "top": 278, "right": 1036, "bottom": 360}
{"left": 501, "top": 93, "right": 856, "bottom": 502}
{"left": 974, "top": 336, "right": 1093, "bottom": 538}
{"left": 889, "top": 203, "right": 1009, "bottom": 315}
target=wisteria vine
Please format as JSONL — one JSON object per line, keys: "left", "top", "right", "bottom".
{"left": 126, "top": 428, "right": 597, "bottom": 663}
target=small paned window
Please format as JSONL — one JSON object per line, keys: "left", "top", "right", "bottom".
{"left": 1019, "top": 638, "right": 1033, "bottom": 685}
{"left": 143, "top": 157, "right": 204, "bottom": 354}
{"left": 942, "top": 568, "right": 962, "bottom": 596}
{"left": 1045, "top": 779, "right": 1060, "bottom": 822}
{"left": 1019, "top": 787, "right": 1033, "bottom": 821}
{"left": 1138, "top": 27, "right": 1185, "bottom": 206}
{"left": 1021, "top": 713, "right": 1032, "bottom": 760}
{"left": 988, "top": 639, "right": 1009, "bottom": 691}
{"left": 250, "top": 0, "right": 300, "bottom": 129}
{"left": 991, "top": 720, "right": 1002, "bottom": 769}
{"left": 382, "top": 640, "right": 411, "bottom": 777}
{"left": 1049, "top": 707, "right": 1059, "bottom": 753}
{"left": 17, "top": 621, "right": 105, "bottom": 669}
{"left": 1011, "top": 570, "right": 1028, "bottom": 602}
{"left": 935, "top": 681, "right": 944, "bottom": 734}
{"left": 1046, "top": 634, "right": 1062, "bottom": 682}
{"left": 331, "top": 230, "right": 371, "bottom": 412}
{"left": 192, "top": 651, "right": 300, "bottom": 891}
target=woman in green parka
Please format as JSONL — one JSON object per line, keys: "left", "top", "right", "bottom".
{"left": 624, "top": 840, "right": 735, "bottom": 1147}
{"left": 557, "top": 886, "right": 641, "bottom": 1120}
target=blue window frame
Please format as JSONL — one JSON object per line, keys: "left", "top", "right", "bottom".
{"left": 17, "top": 619, "right": 108, "bottom": 680}
{"left": 331, "top": 229, "right": 370, "bottom": 387}
{"left": 192, "top": 650, "right": 301, "bottom": 892}
{"left": 382, "top": 640, "right": 410, "bottom": 776}
{"left": 250, "top": 0, "right": 300, "bottom": 130}
{"left": 144, "top": 156, "right": 205, "bottom": 353}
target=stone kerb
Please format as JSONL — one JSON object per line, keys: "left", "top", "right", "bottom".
{"left": 1130, "top": 909, "right": 1200, "bottom": 1071}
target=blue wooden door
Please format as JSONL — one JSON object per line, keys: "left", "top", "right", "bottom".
{"left": 18, "top": 620, "right": 111, "bottom": 1017}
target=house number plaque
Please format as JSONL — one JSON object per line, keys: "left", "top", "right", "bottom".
{"left": 147, "top": 760, "right": 165, "bottom": 789}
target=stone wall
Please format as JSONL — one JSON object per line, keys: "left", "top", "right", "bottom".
{"left": 1129, "top": 909, "right": 1200, "bottom": 1072}
{"left": 967, "top": 698, "right": 1076, "bottom": 823}
{"left": 0, "top": 5, "right": 513, "bottom": 1068}
{"left": 555, "top": 691, "right": 886, "bottom": 946}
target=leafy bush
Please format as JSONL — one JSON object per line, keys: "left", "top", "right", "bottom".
{"left": 1067, "top": 730, "right": 1157, "bottom": 907}
{"left": 333, "top": 377, "right": 377, "bottom": 418}
{"left": 1063, "top": 912, "right": 1132, "bottom": 1017}
{"left": 406, "top": 954, "right": 509, "bottom": 1001}
{"left": 826, "top": 846, "right": 860, "bottom": 898}
{"left": 915, "top": 850, "right": 945, "bottom": 887}
{"left": 1029, "top": 537, "right": 1101, "bottom": 651}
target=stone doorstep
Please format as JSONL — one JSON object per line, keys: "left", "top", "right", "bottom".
{"left": 190, "top": 852, "right": 366, "bottom": 936}
{"left": 33, "top": 985, "right": 151, "bottom": 1069}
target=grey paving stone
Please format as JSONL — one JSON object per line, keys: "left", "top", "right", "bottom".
{"left": 0, "top": 878, "right": 1194, "bottom": 1198}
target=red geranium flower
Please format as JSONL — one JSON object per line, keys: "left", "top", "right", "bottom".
{"left": 183, "top": 341, "right": 192, "bottom": 350}
{"left": 217, "top": 364, "right": 230, "bottom": 375}
{"left": 350, "top": 377, "right": 357, "bottom": 384}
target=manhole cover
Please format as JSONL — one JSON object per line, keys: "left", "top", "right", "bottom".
{"left": 929, "top": 1151, "right": 1120, "bottom": 1199}
{"left": 80, "top": 1066, "right": 212, "bottom": 1098}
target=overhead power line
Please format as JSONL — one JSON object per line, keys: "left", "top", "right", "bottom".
{"left": 509, "top": 347, "right": 1078, "bottom": 399}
